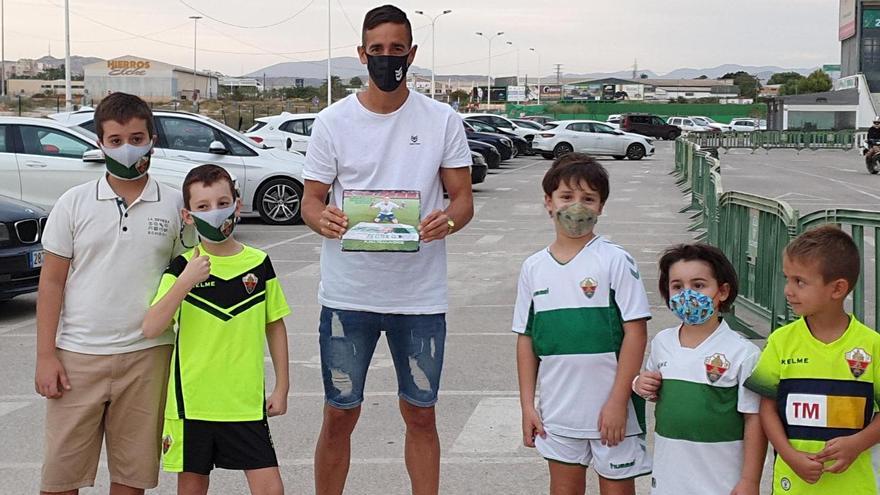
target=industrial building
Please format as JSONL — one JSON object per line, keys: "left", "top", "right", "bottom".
{"left": 83, "top": 55, "right": 218, "bottom": 102}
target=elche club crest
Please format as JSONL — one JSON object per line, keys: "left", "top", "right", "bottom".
{"left": 162, "top": 434, "right": 173, "bottom": 454}
{"left": 704, "top": 353, "right": 730, "bottom": 383}
{"left": 580, "top": 277, "right": 598, "bottom": 298}
{"left": 242, "top": 273, "right": 259, "bottom": 294}
{"left": 845, "top": 347, "right": 872, "bottom": 378}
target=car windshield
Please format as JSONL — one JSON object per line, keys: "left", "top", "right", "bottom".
{"left": 544, "top": 123, "right": 558, "bottom": 130}
{"left": 246, "top": 121, "right": 268, "bottom": 133}
{"left": 692, "top": 118, "right": 708, "bottom": 125}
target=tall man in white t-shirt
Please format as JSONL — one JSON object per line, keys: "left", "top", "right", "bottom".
{"left": 301, "top": 5, "right": 473, "bottom": 495}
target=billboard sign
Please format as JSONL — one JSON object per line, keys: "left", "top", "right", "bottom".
{"left": 840, "top": 0, "right": 856, "bottom": 40}
{"left": 507, "top": 86, "right": 526, "bottom": 102}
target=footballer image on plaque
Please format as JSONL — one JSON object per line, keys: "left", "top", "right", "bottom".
{"left": 341, "top": 190, "right": 421, "bottom": 252}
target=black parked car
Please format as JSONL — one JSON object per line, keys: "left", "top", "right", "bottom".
{"left": 465, "top": 120, "right": 532, "bottom": 156}
{"left": 620, "top": 113, "right": 682, "bottom": 140}
{"left": 469, "top": 139, "right": 502, "bottom": 169}
{"left": 0, "top": 196, "right": 48, "bottom": 302}
{"left": 470, "top": 151, "right": 488, "bottom": 185}
{"left": 464, "top": 123, "right": 515, "bottom": 161}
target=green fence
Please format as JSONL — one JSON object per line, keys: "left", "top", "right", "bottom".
{"left": 674, "top": 139, "right": 880, "bottom": 336}
{"left": 688, "top": 130, "right": 860, "bottom": 151}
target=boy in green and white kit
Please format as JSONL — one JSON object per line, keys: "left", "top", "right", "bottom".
{"left": 746, "top": 225, "right": 880, "bottom": 494}
{"left": 514, "top": 154, "right": 651, "bottom": 495}
{"left": 143, "top": 164, "right": 290, "bottom": 495}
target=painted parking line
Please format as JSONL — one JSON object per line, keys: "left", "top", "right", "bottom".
{"left": 451, "top": 398, "right": 522, "bottom": 454}
{"left": 0, "top": 401, "right": 31, "bottom": 417}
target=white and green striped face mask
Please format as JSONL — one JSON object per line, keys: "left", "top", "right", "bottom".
{"left": 101, "top": 143, "right": 153, "bottom": 180}
{"left": 189, "top": 204, "right": 237, "bottom": 243}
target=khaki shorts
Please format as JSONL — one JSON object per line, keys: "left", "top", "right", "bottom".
{"left": 40, "top": 345, "right": 172, "bottom": 493}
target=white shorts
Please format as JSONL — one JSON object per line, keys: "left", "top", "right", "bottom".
{"left": 535, "top": 430, "right": 652, "bottom": 480}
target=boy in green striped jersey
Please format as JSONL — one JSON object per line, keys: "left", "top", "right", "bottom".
{"left": 142, "top": 164, "right": 290, "bottom": 495}
{"left": 514, "top": 154, "right": 652, "bottom": 495}
{"left": 634, "top": 244, "right": 766, "bottom": 495}
{"left": 745, "top": 225, "right": 880, "bottom": 494}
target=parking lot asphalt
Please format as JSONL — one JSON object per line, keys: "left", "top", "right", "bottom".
{"left": 0, "top": 142, "right": 784, "bottom": 494}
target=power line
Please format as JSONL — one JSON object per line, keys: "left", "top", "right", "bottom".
{"left": 177, "top": 0, "right": 317, "bottom": 29}
{"left": 335, "top": 0, "right": 360, "bottom": 38}
{"left": 41, "top": 0, "right": 360, "bottom": 57}
{"left": 6, "top": 21, "right": 190, "bottom": 45}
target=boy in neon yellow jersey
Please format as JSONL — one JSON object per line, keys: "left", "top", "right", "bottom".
{"left": 143, "top": 164, "right": 290, "bottom": 495}
{"left": 746, "top": 225, "right": 880, "bottom": 494}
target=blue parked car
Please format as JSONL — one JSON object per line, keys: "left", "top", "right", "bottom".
{"left": 0, "top": 195, "right": 47, "bottom": 302}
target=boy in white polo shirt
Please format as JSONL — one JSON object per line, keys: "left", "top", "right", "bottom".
{"left": 35, "top": 93, "right": 185, "bottom": 494}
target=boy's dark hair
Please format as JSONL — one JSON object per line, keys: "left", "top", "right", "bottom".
{"left": 93, "top": 92, "right": 154, "bottom": 142}
{"left": 182, "top": 164, "right": 236, "bottom": 209}
{"left": 785, "top": 224, "right": 860, "bottom": 294}
{"left": 362, "top": 4, "right": 412, "bottom": 47}
{"left": 541, "top": 153, "right": 609, "bottom": 203}
{"left": 658, "top": 243, "right": 739, "bottom": 313}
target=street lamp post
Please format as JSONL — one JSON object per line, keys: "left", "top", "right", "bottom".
{"left": 63, "top": 0, "right": 71, "bottom": 110}
{"left": 189, "top": 15, "right": 201, "bottom": 106}
{"left": 1, "top": 0, "right": 5, "bottom": 98}
{"left": 506, "top": 41, "right": 519, "bottom": 85}
{"left": 415, "top": 9, "right": 451, "bottom": 100}
{"left": 475, "top": 31, "right": 503, "bottom": 108}
{"left": 327, "top": 0, "right": 331, "bottom": 106}
{"left": 530, "top": 47, "right": 540, "bottom": 105}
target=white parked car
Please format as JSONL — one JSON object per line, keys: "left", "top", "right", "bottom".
{"left": 0, "top": 117, "right": 189, "bottom": 211}
{"left": 532, "top": 120, "right": 655, "bottom": 160}
{"left": 47, "top": 110, "right": 307, "bottom": 224}
{"left": 667, "top": 117, "right": 713, "bottom": 133}
{"left": 510, "top": 118, "right": 545, "bottom": 131}
{"left": 606, "top": 114, "right": 623, "bottom": 128}
{"left": 461, "top": 113, "right": 537, "bottom": 142}
{"left": 689, "top": 116, "right": 730, "bottom": 132}
{"left": 729, "top": 118, "right": 766, "bottom": 132}
{"left": 244, "top": 112, "right": 318, "bottom": 154}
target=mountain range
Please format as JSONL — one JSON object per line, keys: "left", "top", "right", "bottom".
{"left": 245, "top": 59, "right": 819, "bottom": 83}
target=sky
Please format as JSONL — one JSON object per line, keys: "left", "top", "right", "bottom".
{"left": 3, "top": 0, "right": 840, "bottom": 77}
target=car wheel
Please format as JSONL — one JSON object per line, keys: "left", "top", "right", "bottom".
{"left": 612, "top": 155, "right": 625, "bottom": 160}
{"left": 256, "top": 177, "right": 303, "bottom": 225}
{"left": 541, "top": 153, "right": 554, "bottom": 160}
{"left": 626, "top": 144, "right": 646, "bottom": 160}
{"left": 666, "top": 131, "right": 678, "bottom": 140}
{"left": 553, "top": 143, "right": 573, "bottom": 158}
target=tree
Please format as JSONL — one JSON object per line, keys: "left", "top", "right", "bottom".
{"left": 449, "top": 89, "right": 470, "bottom": 106}
{"left": 318, "top": 75, "right": 347, "bottom": 100}
{"left": 349, "top": 76, "right": 363, "bottom": 88}
{"left": 779, "top": 70, "right": 832, "bottom": 96}
{"left": 695, "top": 75, "right": 708, "bottom": 80}
{"left": 639, "top": 73, "right": 649, "bottom": 79}
{"left": 768, "top": 71, "right": 804, "bottom": 86}
{"left": 719, "top": 71, "right": 760, "bottom": 99}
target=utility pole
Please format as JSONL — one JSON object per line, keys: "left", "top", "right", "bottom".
{"left": 415, "top": 10, "right": 452, "bottom": 100}
{"left": 530, "top": 47, "right": 540, "bottom": 105}
{"left": 63, "top": 0, "right": 71, "bottom": 110}
{"left": 327, "top": 0, "right": 331, "bottom": 106}
{"left": 554, "top": 64, "right": 563, "bottom": 85}
{"left": 189, "top": 15, "right": 201, "bottom": 105}
{"left": 476, "top": 31, "right": 504, "bottom": 108}
{"left": 1, "top": 0, "right": 5, "bottom": 97}
{"left": 506, "top": 41, "right": 519, "bottom": 85}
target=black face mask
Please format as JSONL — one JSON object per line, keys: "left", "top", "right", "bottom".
{"left": 366, "top": 52, "right": 410, "bottom": 92}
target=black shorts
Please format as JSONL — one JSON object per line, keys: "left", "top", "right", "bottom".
{"left": 162, "top": 417, "right": 278, "bottom": 475}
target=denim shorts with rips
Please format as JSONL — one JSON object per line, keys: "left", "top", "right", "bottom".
{"left": 318, "top": 306, "right": 446, "bottom": 409}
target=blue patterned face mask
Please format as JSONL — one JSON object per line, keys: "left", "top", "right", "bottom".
{"left": 669, "top": 288, "right": 716, "bottom": 325}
